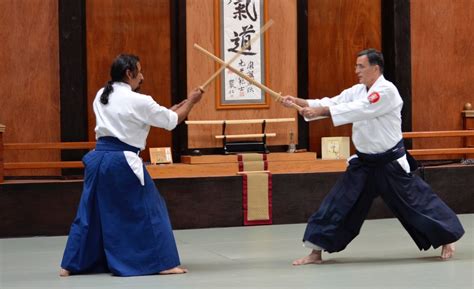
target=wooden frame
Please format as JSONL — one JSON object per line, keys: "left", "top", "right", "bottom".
{"left": 214, "top": 0, "right": 269, "bottom": 110}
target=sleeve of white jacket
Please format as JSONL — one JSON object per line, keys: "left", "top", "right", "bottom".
{"left": 139, "top": 95, "right": 178, "bottom": 131}
{"left": 307, "top": 87, "right": 355, "bottom": 108}
{"left": 304, "top": 87, "right": 358, "bottom": 122}
{"left": 329, "top": 86, "right": 403, "bottom": 126}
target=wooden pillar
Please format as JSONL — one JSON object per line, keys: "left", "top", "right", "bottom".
{"left": 0, "top": 124, "right": 5, "bottom": 183}
{"left": 462, "top": 103, "right": 474, "bottom": 159}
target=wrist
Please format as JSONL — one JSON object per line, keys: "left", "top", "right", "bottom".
{"left": 322, "top": 106, "right": 330, "bottom": 116}
{"left": 299, "top": 99, "right": 309, "bottom": 107}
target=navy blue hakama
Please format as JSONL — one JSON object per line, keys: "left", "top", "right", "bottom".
{"left": 303, "top": 140, "right": 465, "bottom": 253}
{"left": 61, "top": 137, "right": 180, "bottom": 276}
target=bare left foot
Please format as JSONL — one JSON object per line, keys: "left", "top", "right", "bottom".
{"left": 59, "top": 268, "right": 70, "bottom": 277}
{"left": 441, "top": 243, "right": 456, "bottom": 260}
{"left": 292, "top": 250, "right": 322, "bottom": 265}
{"left": 159, "top": 266, "right": 188, "bottom": 275}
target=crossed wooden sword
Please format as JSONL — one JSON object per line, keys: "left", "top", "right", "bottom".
{"left": 194, "top": 19, "right": 307, "bottom": 113}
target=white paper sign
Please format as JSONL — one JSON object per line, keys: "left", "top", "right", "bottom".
{"left": 221, "top": 0, "right": 265, "bottom": 104}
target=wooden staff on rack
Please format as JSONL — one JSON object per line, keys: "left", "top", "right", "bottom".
{"left": 194, "top": 43, "right": 304, "bottom": 112}
{"left": 198, "top": 19, "right": 274, "bottom": 92}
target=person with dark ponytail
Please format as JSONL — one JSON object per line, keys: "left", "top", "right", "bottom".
{"left": 59, "top": 54, "right": 203, "bottom": 277}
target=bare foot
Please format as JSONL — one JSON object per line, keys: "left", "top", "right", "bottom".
{"left": 292, "top": 250, "right": 322, "bottom": 265}
{"left": 159, "top": 266, "right": 188, "bottom": 275}
{"left": 441, "top": 243, "right": 455, "bottom": 260}
{"left": 59, "top": 268, "right": 70, "bottom": 277}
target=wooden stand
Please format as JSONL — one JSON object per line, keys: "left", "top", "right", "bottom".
{"left": 221, "top": 120, "right": 270, "bottom": 154}
{"left": 186, "top": 118, "right": 294, "bottom": 154}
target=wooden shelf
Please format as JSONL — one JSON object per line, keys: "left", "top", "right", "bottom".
{"left": 147, "top": 158, "right": 346, "bottom": 179}
{"left": 181, "top": 152, "right": 317, "bottom": 164}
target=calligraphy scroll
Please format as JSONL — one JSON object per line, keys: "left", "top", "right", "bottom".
{"left": 215, "top": 0, "right": 268, "bottom": 109}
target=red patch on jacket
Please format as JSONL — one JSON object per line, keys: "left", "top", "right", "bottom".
{"left": 368, "top": 92, "right": 380, "bottom": 104}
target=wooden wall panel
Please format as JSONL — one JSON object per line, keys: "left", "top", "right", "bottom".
{"left": 86, "top": 0, "right": 172, "bottom": 160}
{"left": 186, "top": 0, "right": 298, "bottom": 149}
{"left": 411, "top": 0, "right": 474, "bottom": 158}
{"left": 0, "top": 0, "right": 60, "bottom": 176}
{"left": 307, "top": 0, "right": 382, "bottom": 155}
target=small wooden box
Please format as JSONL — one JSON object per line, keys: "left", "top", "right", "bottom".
{"left": 321, "top": 137, "right": 350, "bottom": 160}
{"left": 149, "top": 147, "right": 173, "bottom": 164}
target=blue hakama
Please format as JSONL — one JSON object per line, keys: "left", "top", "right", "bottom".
{"left": 303, "top": 140, "right": 465, "bottom": 253}
{"left": 61, "top": 137, "right": 180, "bottom": 276}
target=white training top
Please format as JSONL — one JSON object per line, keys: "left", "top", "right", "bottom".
{"left": 304, "top": 75, "right": 410, "bottom": 251}
{"left": 307, "top": 75, "right": 404, "bottom": 154}
{"left": 94, "top": 82, "right": 178, "bottom": 150}
{"left": 93, "top": 82, "right": 178, "bottom": 186}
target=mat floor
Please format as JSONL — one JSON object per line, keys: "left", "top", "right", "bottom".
{"left": 1, "top": 214, "right": 473, "bottom": 289}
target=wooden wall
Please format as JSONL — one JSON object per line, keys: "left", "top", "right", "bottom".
{"left": 2, "top": 0, "right": 473, "bottom": 179}
{"left": 411, "top": 0, "right": 474, "bottom": 158}
{"left": 307, "top": 0, "right": 382, "bottom": 155}
{"left": 186, "top": 0, "right": 298, "bottom": 149}
{"left": 0, "top": 0, "right": 60, "bottom": 176}
{"left": 86, "top": 0, "right": 172, "bottom": 160}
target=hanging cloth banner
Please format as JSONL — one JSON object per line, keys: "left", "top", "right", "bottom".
{"left": 238, "top": 153, "right": 272, "bottom": 225}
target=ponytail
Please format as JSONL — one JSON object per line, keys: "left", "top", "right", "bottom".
{"left": 100, "top": 54, "right": 140, "bottom": 104}
{"left": 100, "top": 81, "right": 114, "bottom": 104}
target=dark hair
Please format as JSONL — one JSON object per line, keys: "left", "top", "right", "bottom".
{"left": 100, "top": 54, "right": 140, "bottom": 104}
{"left": 358, "top": 48, "right": 384, "bottom": 73}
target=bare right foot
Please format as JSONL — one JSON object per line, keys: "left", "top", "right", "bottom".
{"left": 59, "top": 268, "right": 70, "bottom": 277}
{"left": 441, "top": 243, "right": 456, "bottom": 260}
{"left": 159, "top": 266, "right": 188, "bottom": 275}
{"left": 292, "top": 250, "right": 322, "bottom": 265}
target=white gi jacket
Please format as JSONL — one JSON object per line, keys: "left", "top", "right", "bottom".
{"left": 307, "top": 75, "right": 410, "bottom": 173}
{"left": 93, "top": 82, "right": 178, "bottom": 185}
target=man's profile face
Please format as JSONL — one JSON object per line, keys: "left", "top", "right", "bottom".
{"left": 355, "top": 55, "right": 378, "bottom": 88}
{"left": 129, "top": 62, "right": 144, "bottom": 92}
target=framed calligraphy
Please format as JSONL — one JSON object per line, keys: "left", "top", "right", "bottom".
{"left": 214, "top": 0, "right": 269, "bottom": 109}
